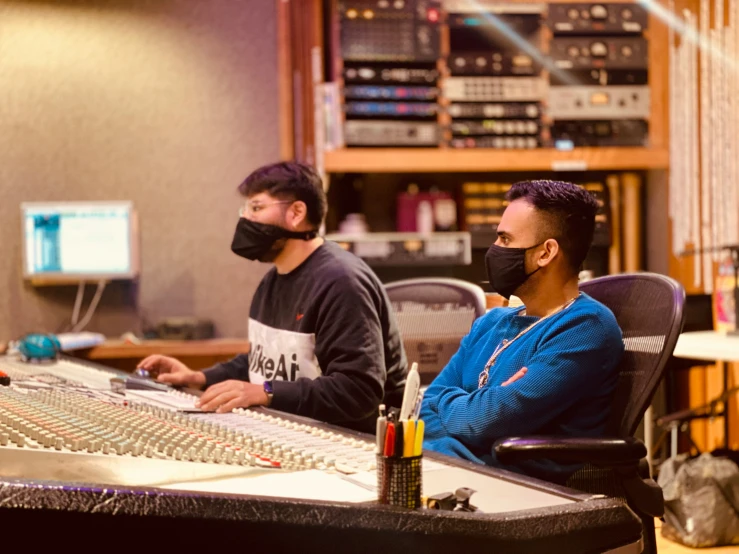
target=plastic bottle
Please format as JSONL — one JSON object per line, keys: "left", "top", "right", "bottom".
{"left": 416, "top": 200, "right": 434, "bottom": 234}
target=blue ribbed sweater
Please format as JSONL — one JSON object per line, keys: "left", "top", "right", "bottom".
{"left": 420, "top": 292, "right": 624, "bottom": 482}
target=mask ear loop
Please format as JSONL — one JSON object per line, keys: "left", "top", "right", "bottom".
{"left": 521, "top": 240, "right": 547, "bottom": 279}
{"left": 288, "top": 230, "right": 317, "bottom": 241}
{"left": 277, "top": 203, "right": 318, "bottom": 242}
{"left": 523, "top": 265, "right": 542, "bottom": 280}
{"left": 283, "top": 200, "right": 316, "bottom": 238}
{"left": 527, "top": 237, "right": 561, "bottom": 273}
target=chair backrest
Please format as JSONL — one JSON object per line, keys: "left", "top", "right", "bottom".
{"left": 579, "top": 273, "right": 686, "bottom": 437}
{"left": 385, "top": 278, "right": 487, "bottom": 383}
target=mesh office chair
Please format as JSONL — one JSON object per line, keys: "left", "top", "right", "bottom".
{"left": 385, "top": 278, "right": 487, "bottom": 384}
{"left": 494, "top": 273, "right": 686, "bottom": 554}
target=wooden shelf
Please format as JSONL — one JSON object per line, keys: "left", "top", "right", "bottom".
{"left": 68, "top": 338, "right": 251, "bottom": 371}
{"left": 76, "top": 339, "right": 250, "bottom": 360}
{"left": 323, "top": 147, "right": 669, "bottom": 173}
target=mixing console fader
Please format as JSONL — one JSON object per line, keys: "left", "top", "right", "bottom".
{"left": 0, "top": 385, "right": 376, "bottom": 471}
{"left": 0, "top": 355, "right": 120, "bottom": 390}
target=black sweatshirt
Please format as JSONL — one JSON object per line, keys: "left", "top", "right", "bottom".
{"left": 203, "top": 241, "right": 408, "bottom": 432}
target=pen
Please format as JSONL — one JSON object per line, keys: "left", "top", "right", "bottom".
{"left": 394, "top": 418, "right": 404, "bottom": 458}
{"left": 383, "top": 422, "right": 395, "bottom": 457}
{"left": 411, "top": 390, "right": 424, "bottom": 421}
{"left": 403, "top": 420, "right": 416, "bottom": 457}
{"left": 413, "top": 419, "right": 424, "bottom": 456}
{"left": 376, "top": 404, "right": 387, "bottom": 454}
{"left": 399, "top": 362, "right": 420, "bottom": 422}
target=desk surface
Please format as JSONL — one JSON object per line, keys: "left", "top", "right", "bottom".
{"left": 673, "top": 330, "right": 739, "bottom": 362}
{"left": 80, "top": 338, "right": 250, "bottom": 360}
{"left": 0, "top": 474, "right": 640, "bottom": 553}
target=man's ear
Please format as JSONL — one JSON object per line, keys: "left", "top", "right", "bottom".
{"left": 537, "top": 238, "right": 560, "bottom": 267}
{"left": 287, "top": 200, "right": 308, "bottom": 229}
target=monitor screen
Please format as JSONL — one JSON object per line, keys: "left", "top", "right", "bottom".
{"left": 22, "top": 201, "right": 139, "bottom": 282}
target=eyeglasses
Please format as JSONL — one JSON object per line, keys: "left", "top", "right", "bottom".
{"left": 239, "top": 200, "right": 293, "bottom": 217}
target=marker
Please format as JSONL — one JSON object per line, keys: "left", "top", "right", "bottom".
{"left": 383, "top": 422, "right": 396, "bottom": 457}
{"left": 376, "top": 404, "right": 387, "bottom": 454}
{"left": 394, "top": 418, "right": 404, "bottom": 458}
{"left": 403, "top": 420, "right": 416, "bottom": 457}
{"left": 413, "top": 419, "right": 424, "bottom": 456}
{"left": 399, "top": 362, "right": 420, "bottom": 422}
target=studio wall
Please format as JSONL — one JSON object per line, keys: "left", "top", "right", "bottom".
{"left": 0, "top": 0, "right": 280, "bottom": 340}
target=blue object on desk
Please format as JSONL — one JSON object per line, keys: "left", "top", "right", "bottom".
{"left": 17, "top": 334, "right": 61, "bottom": 361}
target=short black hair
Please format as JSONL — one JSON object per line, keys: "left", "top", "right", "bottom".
{"left": 238, "top": 161, "right": 327, "bottom": 227}
{"left": 507, "top": 180, "right": 599, "bottom": 273}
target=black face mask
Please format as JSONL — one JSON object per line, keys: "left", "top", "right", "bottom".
{"left": 231, "top": 218, "right": 317, "bottom": 262}
{"left": 485, "top": 242, "right": 544, "bottom": 300}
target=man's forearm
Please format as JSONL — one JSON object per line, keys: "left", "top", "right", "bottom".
{"left": 202, "top": 354, "right": 250, "bottom": 387}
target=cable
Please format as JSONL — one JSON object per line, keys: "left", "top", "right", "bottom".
{"left": 71, "top": 281, "right": 86, "bottom": 327}
{"left": 72, "top": 280, "right": 107, "bottom": 333}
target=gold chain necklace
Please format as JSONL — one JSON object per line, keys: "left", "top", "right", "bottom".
{"left": 477, "top": 293, "right": 581, "bottom": 389}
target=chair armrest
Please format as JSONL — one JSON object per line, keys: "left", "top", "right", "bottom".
{"left": 495, "top": 436, "right": 663, "bottom": 518}
{"left": 494, "top": 436, "right": 647, "bottom": 466}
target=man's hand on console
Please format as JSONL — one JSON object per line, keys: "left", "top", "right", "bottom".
{"left": 196, "top": 380, "right": 269, "bottom": 413}
{"left": 136, "top": 355, "right": 206, "bottom": 388}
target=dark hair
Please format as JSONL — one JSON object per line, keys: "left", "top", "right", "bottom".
{"left": 238, "top": 161, "right": 327, "bottom": 227}
{"left": 506, "top": 179, "right": 599, "bottom": 273}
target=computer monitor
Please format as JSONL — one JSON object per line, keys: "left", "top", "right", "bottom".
{"left": 21, "top": 201, "right": 139, "bottom": 284}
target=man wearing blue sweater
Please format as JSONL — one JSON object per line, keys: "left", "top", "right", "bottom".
{"left": 420, "top": 180, "right": 624, "bottom": 483}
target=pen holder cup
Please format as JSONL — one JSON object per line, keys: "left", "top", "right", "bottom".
{"left": 376, "top": 454, "right": 423, "bottom": 509}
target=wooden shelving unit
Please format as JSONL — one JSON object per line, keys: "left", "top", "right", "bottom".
{"left": 313, "top": 0, "right": 670, "bottom": 176}
{"left": 324, "top": 147, "right": 669, "bottom": 173}
{"left": 325, "top": 231, "right": 472, "bottom": 266}
{"left": 279, "top": 0, "right": 671, "bottom": 277}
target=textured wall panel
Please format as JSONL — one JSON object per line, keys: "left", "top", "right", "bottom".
{"left": 0, "top": 0, "right": 277, "bottom": 341}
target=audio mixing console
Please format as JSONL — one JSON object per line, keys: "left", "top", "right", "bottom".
{"left": 0, "top": 354, "right": 643, "bottom": 553}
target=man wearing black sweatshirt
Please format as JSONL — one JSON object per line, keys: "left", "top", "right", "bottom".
{"left": 137, "top": 162, "right": 407, "bottom": 432}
